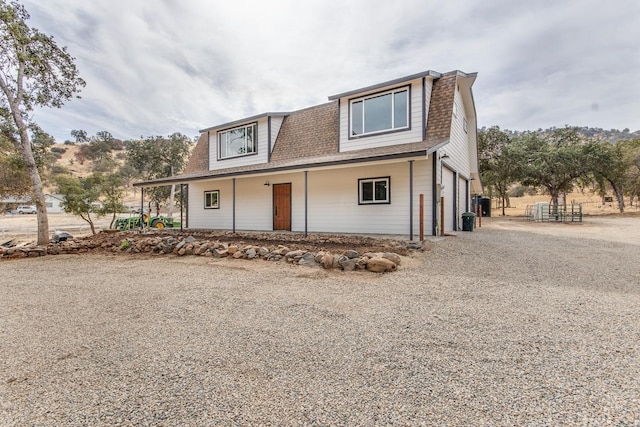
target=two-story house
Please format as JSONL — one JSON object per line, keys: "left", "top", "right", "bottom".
{"left": 135, "top": 69, "right": 482, "bottom": 238}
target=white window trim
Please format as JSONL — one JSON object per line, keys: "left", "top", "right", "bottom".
{"left": 358, "top": 177, "right": 391, "bottom": 205}
{"left": 217, "top": 123, "right": 257, "bottom": 160}
{"left": 349, "top": 86, "right": 410, "bottom": 138}
{"left": 204, "top": 190, "right": 220, "bottom": 209}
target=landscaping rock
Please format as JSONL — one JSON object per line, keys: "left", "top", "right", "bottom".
{"left": 321, "top": 252, "right": 335, "bottom": 269}
{"left": 338, "top": 255, "right": 357, "bottom": 271}
{"left": 382, "top": 252, "right": 401, "bottom": 266}
{"left": 366, "top": 257, "right": 397, "bottom": 273}
{"left": 344, "top": 249, "right": 359, "bottom": 259}
{"left": 298, "top": 252, "right": 319, "bottom": 267}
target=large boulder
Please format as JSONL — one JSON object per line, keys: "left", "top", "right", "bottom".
{"left": 382, "top": 252, "right": 401, "bottom": 266}
{"left": 298, "top": 252, "right": 318, "bottom": 267}
{"left": 366, "top": 257, "right": 397, "bottom": 273}
{"left": 321, "top": 252, "right": 335, "bottom": 269}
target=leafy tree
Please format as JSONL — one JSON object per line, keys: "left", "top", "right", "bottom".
{"left": 56, "top": 174, "right": 102, "bottom": 235}
{"left": 513, "top": 128, "right": 592, "bottom": 206}
{"left": 0, "top": 132, "right": 30, "bottom": 196}
{"left": 70, "top": 129, "right": 88, "bottom": 143}
{"left": 57, "top": 172, "right": 127, "bottom": 232}
{"left": 589, "top": 138, "right": 640, "bottom": 211}
{"left": 96, "top": 173, "right": 126, "bottom": 228}
{"left": 0, "top": 124, "right": 56, "bottom": 197}
{"left": 584, "top": 141, "right": 629, "bottom": 212}
{"left": 126, "top": 132, "right": 191, "bottom": 217}
{"left": 0, "top": 1, "right": 85, "bottom": 244}
{"left": 621, "top": 139, "right": 640, "bottom": 206}
{"left": 73, "top": 130, "right": 124, "bottom": 172}
{"left": 478, "top": 126, "right": 520, "bottom": 215}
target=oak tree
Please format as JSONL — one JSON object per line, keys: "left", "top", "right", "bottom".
{"left": 0, "top": 1, "right": 85, "bottom": 243}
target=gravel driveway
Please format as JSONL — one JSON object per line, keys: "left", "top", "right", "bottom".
{"left": 1, "top": 216, "right": 639, "bottom": 425}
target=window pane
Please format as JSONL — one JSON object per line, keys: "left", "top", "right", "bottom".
{"left": 211, "top": 192, "right": 218, "bottom": 207}
{"left": 394, "top": 91, "right": 408, "bottom": 128}
{"left": 246, "top": 125, "right": 255, "bottom": 153}
{"left": 231, "top": 128, "right": 247, "bottom": 155}
{"left": 219, "top": 133, "right": 227, "bottom": 158}
{"left": 205, "top": 192, "right": 211, "bottom": 207}
{"left": 361, "top": 181, "right": 373, "bottom": 201}
{"left": 364, "top": 93, "right": 392, "bottom": 133}
{"left": 374, "top": 180, "right": 388, "bottom": 201}
{"left": 352, "top": 101, "right": 363, "bottom": 135}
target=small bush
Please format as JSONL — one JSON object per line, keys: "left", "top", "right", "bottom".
{"left": 51, "top": 146, "right": 67, "bottom": 154}
{"left": 50, "top": 165, "right": 69, "bottom": 175}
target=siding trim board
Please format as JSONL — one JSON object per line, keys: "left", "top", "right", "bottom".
{"left": 267, "top": 116, "right": 272, "bottom": 162}
{"left": 421, "top": 77, "right": 426, "bottom": 141}
{"left": 328, "top": 69, "right": 441, "bottom": 100}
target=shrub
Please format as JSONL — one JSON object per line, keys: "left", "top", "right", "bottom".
{"left": 51, "top": 146, "right": 67, "bottom": 154}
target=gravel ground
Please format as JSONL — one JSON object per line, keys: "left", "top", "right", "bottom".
{"left": 1, "top": 216, "right": 639, "bottom": 425}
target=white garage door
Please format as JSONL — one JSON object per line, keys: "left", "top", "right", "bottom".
{"left": 442, "top": 167, "right": 455, "bottom": 233}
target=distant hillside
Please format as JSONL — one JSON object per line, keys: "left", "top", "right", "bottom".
{"left": 484, "top": 126, "right": 640, "bottom": 143}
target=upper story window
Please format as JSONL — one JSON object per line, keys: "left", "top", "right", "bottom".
{"left": 218, "top": 123, "right": 257, "bottom": 160}
{"left": 350, "top": 87, "right": 409, "bottom": 137}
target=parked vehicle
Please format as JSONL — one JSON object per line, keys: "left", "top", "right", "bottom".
{"left": 17, "top": 205, "right": 37, "bottom": 214}
{"left": 113, "top": 213, "right": 179, "bottom": 230}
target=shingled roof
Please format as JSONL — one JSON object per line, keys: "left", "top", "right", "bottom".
{"left": 426, "top": 72, "right": 457, "bottom": 140}
{"left": 141, "top": 71, "right": 468, "bottom": 187}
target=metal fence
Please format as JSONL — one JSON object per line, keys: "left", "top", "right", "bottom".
{"left": 524, "top": 203, "right": 583, "bottom": 222}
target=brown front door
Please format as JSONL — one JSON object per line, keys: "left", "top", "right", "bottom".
{"left": 273, "top": 183, "right": 291, "bottom": 230}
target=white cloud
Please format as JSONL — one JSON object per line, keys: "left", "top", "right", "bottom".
{"left": 18, "top": 0, "right": 640, "bottom": 142}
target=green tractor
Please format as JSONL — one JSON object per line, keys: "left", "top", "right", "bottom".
{"left": 113, "top": 214, "right": 180, "bottom": 231}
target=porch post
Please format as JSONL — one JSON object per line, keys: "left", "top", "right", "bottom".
{"left": 304, "top": 170, "right": 308, "bottom": 237}
{"left": 409, "top": 160, "right": 414, "bottom": 241}
{"left": 232, "top": 178, "right": 236, "bottom": 233}
{"left": 180, "top": 184, "right": 184, "bottom": 232}
{"left": 432, "top": 155, "right": 438, "bottom": 235}
{"left": 140, "top": 187, "right": 144, "bottom": 230}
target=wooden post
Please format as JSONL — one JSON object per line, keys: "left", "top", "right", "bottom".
{"left": 419, "top": 194, "right": 424, "bottom": 241}
{"left": 440, "top": 196, "right": 445, "bottom": 236}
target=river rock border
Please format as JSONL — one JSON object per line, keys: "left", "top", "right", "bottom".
{"left": 1, "top": 234, "right": 429, "bottom": 273}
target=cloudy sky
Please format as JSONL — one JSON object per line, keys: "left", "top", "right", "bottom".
{"left": 19, "top": 0, "right": 640, "bottom": 142}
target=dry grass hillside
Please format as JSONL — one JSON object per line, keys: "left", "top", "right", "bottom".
{"left": 52, "top": 143, "right": 100, "bottom": 178}
{"left": 47, "top": 143, "right": 137, "bottom": 203}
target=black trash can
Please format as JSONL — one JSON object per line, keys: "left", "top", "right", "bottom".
{"left": 462, "top": 212, "right": 475, "bottom": 231}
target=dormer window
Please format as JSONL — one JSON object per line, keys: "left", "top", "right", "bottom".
{"left": 218, "top": 123, "right": 257, "bottom": 160}
{"left": 350, "top": 87, "right": 409, "bottom": 137}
